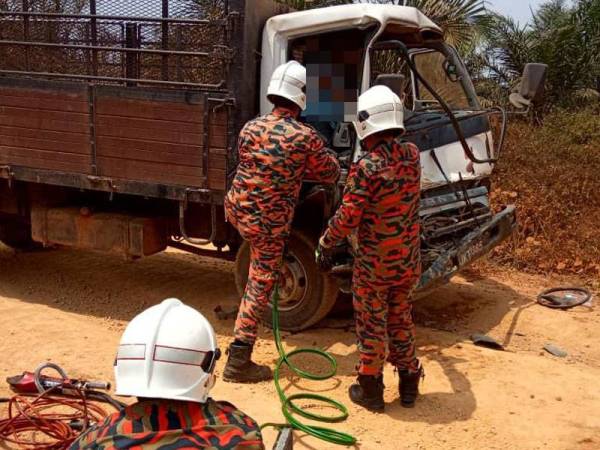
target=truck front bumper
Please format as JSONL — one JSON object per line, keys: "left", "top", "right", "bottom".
{"left": 414, "top": 205, "right": 517, "bottom": 298}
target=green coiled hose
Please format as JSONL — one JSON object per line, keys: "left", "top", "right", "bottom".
{"left": 261, "top": 288, "right": 357, "bottom": 446}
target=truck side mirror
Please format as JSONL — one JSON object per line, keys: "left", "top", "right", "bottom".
{"left": 374, "top": 74, "right": 408, "bottom": 100}
{"left": 443, "top": 58, "right": 460, "bottom": 82}
{"left": 509, "top": 63, "right": 548, "bottom": 109}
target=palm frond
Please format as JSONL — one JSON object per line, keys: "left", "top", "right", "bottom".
{"left": 406, "top": 0, "right": 488, "bottom": 46}
{"left": 275, "top": 0, "right": 352, "bottom": 10}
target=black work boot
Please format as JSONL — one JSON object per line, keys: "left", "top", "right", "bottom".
{"left": 348, "top": 374, "right": 385, "bottom": 412}
{"left": 398, "top": 364, "right": 424, "bottom": 408}
{"left": 222, "top": 342, "right": 273, "bottom": 383}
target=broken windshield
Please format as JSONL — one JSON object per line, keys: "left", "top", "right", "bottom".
{"left": 370, "top": 43, "right": 479, "bottom": 112}
{"left": 412, "top": 49, "right": 476, "bottom": 110}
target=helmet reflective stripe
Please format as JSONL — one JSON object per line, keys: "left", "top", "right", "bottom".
{"left": 114, "top": 298, "right": 220, "bottom": 403}
{"left": 278, "top": 73, "right": 304, "bottom": 89}
{"left": 153, "top": 345, "right": 209, "bottom": 367}
{"left": 117, "top": 344, "right": 215, "bottom": 369}
{"left": 357, "top": 103, "right": 398, "bottom": 122}
{"left": 267, "top": 61, "right": 307, "bottom": 110}
{"left": 353, "top": 85, "right": 405, "bottom": 141}
{"left": 116, "top": 344, "right": 146, "bottom": 360}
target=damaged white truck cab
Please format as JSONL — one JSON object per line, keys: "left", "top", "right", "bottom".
{"left": 246, "top": 4, "right": 517, "bottom": 301}
{"left": 0, "top": 2, "right": 527, "bottom": 331}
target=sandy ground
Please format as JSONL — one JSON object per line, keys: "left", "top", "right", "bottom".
{"left": 0, "top": 244, "right": 599, "bottom": 450}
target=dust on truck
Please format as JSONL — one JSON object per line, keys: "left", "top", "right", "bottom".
{"left": 0, "top": 1, "right": 516, "bottom": 331}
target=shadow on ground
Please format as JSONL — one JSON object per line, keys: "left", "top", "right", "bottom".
{"left": 0, "top": 245, "right": 536, "bottom": 425}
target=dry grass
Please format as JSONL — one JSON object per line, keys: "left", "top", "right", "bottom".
{"left": 489, "top": 104, "right": 600, "bottom": 278}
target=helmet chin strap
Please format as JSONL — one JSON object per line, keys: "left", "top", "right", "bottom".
{"left": 206, "top": 373, "right": 216, "bottom": 390}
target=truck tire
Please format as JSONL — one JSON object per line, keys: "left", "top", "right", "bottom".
{"left": 0, "top": 219, "right": 38, "bottom": 250}
{"left": 234, "top": 230, "right": 339, "bottom": 332}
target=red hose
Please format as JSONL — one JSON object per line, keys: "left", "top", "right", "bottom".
{"left": 0, "top": 386, "right": 109, "bottom": 449}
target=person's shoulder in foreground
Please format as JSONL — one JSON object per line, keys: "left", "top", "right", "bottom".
{"left": 73, "top": 398, "right": 263, "bottom": 449}
{"left": 69, "top": 298, "right": 265, "bottom": 450}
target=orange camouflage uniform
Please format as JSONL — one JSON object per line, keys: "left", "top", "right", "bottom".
{"left": 69, "top": 399, "right": 264, "bottom": 449}
{"left": 225, "top": 106, "right": 340, "bottom": 344}
{"left": 321, "top": 136, "right": 421, "bottom": 375}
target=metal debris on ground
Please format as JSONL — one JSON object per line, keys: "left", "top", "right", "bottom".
{"left": 273, "top": 427, "right": 294, "bottom": 450}
{"left": 471, "top": 333, "right": 505, "bottom": 351}
{"left": 543, "top": 343, "right": 568, "bottom": 358}
{"left": 214, "top": 305, "right": 239, "bottom": 321}
{"left": 537, "top": 287, "right": 592, "bottom": 310}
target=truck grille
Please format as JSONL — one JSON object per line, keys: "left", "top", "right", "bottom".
{"left": 420, "top": 186, "right": 492, "bottom": 267}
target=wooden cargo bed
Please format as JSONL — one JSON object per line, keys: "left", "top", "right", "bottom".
{"left": 0, "top": 77, "right": 229, "bottom": 197}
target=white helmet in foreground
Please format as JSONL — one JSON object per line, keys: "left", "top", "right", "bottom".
{"left": 353, "top": 85, "right": 405, "bottom": 140}
{"left": 267, "top": 60, "right": 307, "bottom": 110}
{"left": 115, "top": 298, "right": 220, "bottom": 403}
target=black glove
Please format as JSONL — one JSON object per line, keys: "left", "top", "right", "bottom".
{"left": 315, "top": 241, "right": 336, "bottom": 272}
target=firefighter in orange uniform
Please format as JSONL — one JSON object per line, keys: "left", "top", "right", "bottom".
{"left": 223, "top": 61, "right": 340, "bottom": 383}
{"left": 317, "top": 85, "right": 423, "bottom": 411}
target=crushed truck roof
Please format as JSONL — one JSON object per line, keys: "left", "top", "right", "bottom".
{"left": 260, "top": 4, "right": 444, "bottom": 113}
{"left": 264, "top": 4, "right": 443, "bottom": 39}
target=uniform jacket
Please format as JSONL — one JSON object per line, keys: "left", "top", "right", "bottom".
{"left": 225, "top": 107, "right": 340, "bottom": 240}
{"left": 69, "top": 399, "right": 264, "bottom": 450}
{"left": 321, "top": 136, "right": 421, "bottom": 287}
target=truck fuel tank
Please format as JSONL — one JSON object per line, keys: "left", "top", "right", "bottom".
{"left": 31, "top": 206, "right": 167, "bottom": 259}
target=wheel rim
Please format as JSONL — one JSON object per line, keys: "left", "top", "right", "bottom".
{"left": 274, "top": 251, "right": 308, "bottom": 312}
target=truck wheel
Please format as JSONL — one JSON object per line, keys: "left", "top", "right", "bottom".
{"left": 234, "top": 230, "right": 339, "bottom": 332}
{"left": 0, "top": 219, "right": 38, "bottom": 250}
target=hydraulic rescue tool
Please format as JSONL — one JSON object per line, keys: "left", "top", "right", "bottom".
{"left": 0, "top": 363, "right": 123, "bottom": 450}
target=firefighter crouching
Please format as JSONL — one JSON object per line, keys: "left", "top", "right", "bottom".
{"left": 70, "top": 299, "right": 265, "bottom": 449}
{"left": 317, "top": 85, "right": 423, "bottom": 412}
{"left": 223, "top": 61, "right": 340, "bottom": 383}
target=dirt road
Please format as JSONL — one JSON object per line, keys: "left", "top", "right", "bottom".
{"left": 1, "top": 245, "right": 599, "bottom": 450}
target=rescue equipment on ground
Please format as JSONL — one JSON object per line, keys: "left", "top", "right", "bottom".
{"left": 0, "top": 363, "right": 123, "bottom": 450}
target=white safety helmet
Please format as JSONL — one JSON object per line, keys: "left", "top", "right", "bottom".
{"left": 353, "top": 85, "right": 405, "bottom": 141}
{"left": 114, "top": 298, "right": 220, "bottom": 403}
{"left": 267, "top": 60, "right": 307, "bottom": 110}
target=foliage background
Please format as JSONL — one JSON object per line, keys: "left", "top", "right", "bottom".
{"left": 278, "top": 0, "right": 600, "bottom": 107}
{"left": 490, "top": 105, "right": 600, "bottom": 277}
